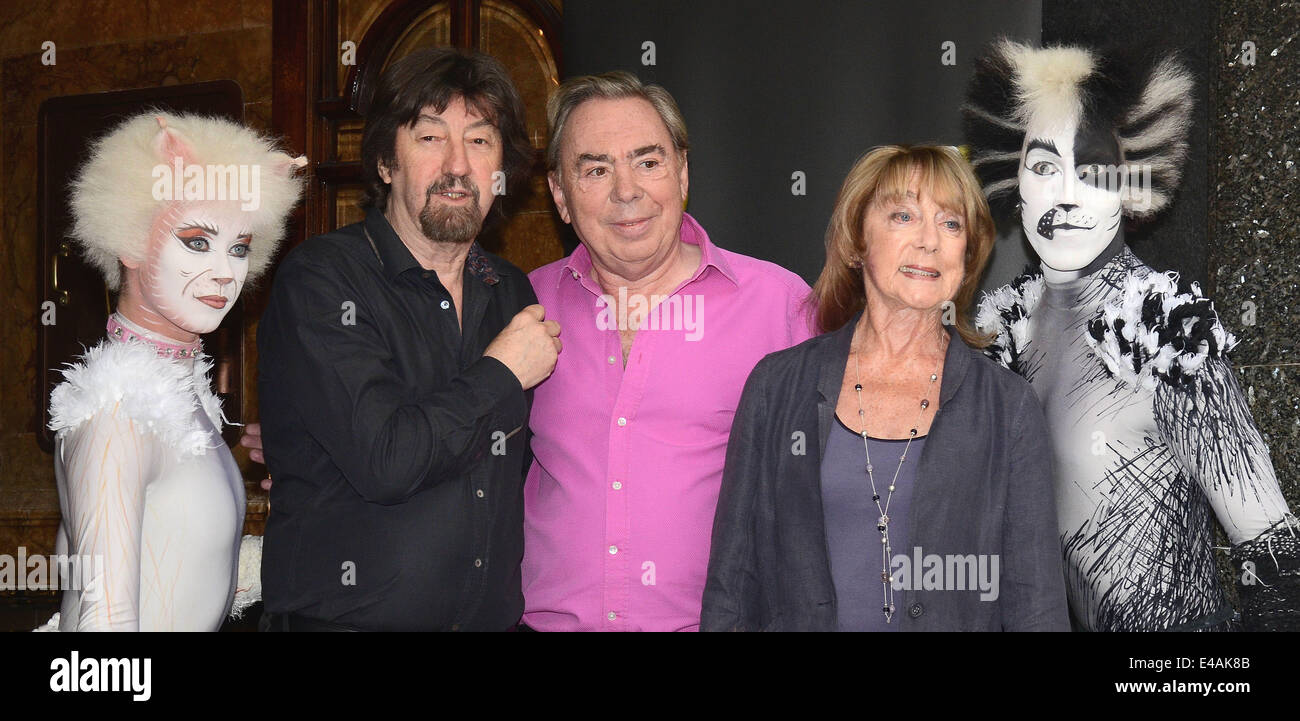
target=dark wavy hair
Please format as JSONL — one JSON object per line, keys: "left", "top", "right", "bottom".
{"left": 359, "top": 48, "right": 533, "bottom": 215}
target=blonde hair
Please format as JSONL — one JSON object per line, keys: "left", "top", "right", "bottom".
{"left": 812, "top": 144, "right": 996, "bottom": 345}
{"left": 69, "top": 111, "right": 305, "bottom": 290}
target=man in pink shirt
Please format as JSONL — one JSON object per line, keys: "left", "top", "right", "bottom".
{"left": 522, "top": 72, "right": 814, "bottom": 631}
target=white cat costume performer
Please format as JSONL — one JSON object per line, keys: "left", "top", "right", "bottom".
{"left": 965, "top": 41, "right": 1298, "bottom": 631}
{"left": 39, "top": 112, "right": 303, "bottom": 631}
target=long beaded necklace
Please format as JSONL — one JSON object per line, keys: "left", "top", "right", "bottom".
{"left": 851, "top": 332, "right": 945, "bottom": 623}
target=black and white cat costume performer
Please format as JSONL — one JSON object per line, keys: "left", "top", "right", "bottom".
{"left": 965, "top": 41, "right": 1298, "bottom": 631}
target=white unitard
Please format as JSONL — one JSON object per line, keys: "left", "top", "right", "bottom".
{"left": 48, "top": 319, "right": 245, "bottom": 631}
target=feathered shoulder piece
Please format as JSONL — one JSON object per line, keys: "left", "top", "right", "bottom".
{"left": 1085, "top": 271, "right": 1237, "bottom": 392}
{"left": 975, "top": 271, "right": 1045, "bottom": 374}
{"left": 48, "top": 339, "right": 226, "bottom": 458}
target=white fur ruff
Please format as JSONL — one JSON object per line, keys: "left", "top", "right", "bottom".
{"left": 977, "top": 268, "right": 1232, "bottom": 392}
{"left": 230, "top": 534, "right": 263, "bottom": 619}
{"left": 48, "top": 339, "right": 226, "bottom": 459}
{"left": 975, "top": 275, "right": 1044, "bottom": 368}
{"left": 1086, "top": 271, "right": 1236, "bottom": 392}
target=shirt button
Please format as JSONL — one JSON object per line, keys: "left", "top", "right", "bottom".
{"left": 571, "top": 271, "right": 580, "bottom": 279}
{"left": 475, "top": 489, "right": 485, "bottom": 498}
{"left": 422, "top": 271, "right": 431, "bottom": 279}
{"left": 608, "top": 545, "right": 618, "bottom": 555}
{"left": 909, "top": 602, "right": 924, "bottom": 618}
{"left": 440, "top": 300, "right": 451, "bottom": 310}
{"left": 607, "top": 612, "right": 616, "bottom": 621}
{"left": 607, "top": 356, "right": 616, "bottom": 364}
{"left": 474, "top": 558, "right": 483, "bottom": 568}
{"left": 617, "top": 417, "right": 627, "bottom": 426}
{"left": 612, "top": 481, "right": 622, "bottom": 490}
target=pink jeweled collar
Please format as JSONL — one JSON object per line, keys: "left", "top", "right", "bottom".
{"left": 107, "top": 313, "right": 203, "bottom": 359}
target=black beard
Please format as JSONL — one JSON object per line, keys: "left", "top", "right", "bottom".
{"left": 419, "top": 201, "right": 481, "bottom": 244}
{"left": 418, "top": 176, "right": 484, "bottom": 244}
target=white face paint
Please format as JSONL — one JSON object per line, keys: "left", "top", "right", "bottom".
{"left": 1018, "top": 122, "right": 1125, "bottom": 273}
{"left": 136, "top": 202, "right": 252, "bottom": 336}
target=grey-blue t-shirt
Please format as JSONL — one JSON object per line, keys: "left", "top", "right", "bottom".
{"left": 821, "top": 416, "right": 926, "bottom": 632}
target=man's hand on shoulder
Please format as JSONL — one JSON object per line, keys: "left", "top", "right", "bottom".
{"left": 484, "top": 304, "right": 562, "bottom": 390}
{"left": 238, "top": 423, "right": 273, "bottom": 491}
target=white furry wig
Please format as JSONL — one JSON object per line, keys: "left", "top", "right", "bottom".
{"left": 69, "top": 111, "right": 306, "bottom": 291}
{"left": 962, "top": 39, "right": 1194, "bottom": 221}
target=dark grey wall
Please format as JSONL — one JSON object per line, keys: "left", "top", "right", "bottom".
{"left": 562, "top": 0, "right": 1041, "bottom": 289}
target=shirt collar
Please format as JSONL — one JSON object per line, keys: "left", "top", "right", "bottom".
{"left": 364, "top": 208, "right": 501, "bottom": 286}
{"left": 465, "top": 244, "right": 501, "bottom": 286}
{"left": 558, "top": 212, "right": 739, "bottom": 289}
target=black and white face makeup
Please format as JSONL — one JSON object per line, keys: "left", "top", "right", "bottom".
{"left": 1018, "top": 120, "right": 1125, "bottom": 273}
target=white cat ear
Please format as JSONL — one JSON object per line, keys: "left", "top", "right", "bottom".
{"left": 270, "top": 152, "right": 308, "bottom": 175}
{"left": 151, "top": 115, "right": 196, "bottom": 165}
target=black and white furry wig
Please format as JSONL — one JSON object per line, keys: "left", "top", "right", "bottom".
{"left": 69, "top": 112, "right": 306, "bottom": 291}
{"left": 962, "top": 39, "right": 1194, "bottom": 222}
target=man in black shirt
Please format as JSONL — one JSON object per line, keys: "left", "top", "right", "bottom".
{"left": 256, "top": 48, "right": 561, "bottom": 631}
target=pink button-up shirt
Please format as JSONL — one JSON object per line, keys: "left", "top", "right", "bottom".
{"left": 522, "top": 213, "right": 814, "bottom": 631}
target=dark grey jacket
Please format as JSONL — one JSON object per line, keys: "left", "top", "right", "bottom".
{"left": 701, "top": 316, "right": 1069, "bottom": 631}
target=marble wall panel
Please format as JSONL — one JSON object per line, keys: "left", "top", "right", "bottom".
{"left": 1210, "top": 0, "right": 1300, "bottom": 506}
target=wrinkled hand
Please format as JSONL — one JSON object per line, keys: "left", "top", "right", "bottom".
{"left": 484, "top": 304, "right": 562, "bottom": 390}
{"left": 238, "top": 422, "right": 273, "bottom": 491}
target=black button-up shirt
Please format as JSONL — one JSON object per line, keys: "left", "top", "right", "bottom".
{"left": 258, "top": 208, "right": 536, "bottom": 631}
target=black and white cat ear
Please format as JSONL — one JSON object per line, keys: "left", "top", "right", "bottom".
{"left": 1117, "top": 57, "right": 1195, "bottom": 219}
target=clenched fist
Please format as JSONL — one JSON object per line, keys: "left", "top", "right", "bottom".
{"left": 484, "top": 304, "right": 561, "bottom": 390}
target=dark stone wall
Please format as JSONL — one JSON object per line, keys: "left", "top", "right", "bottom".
{"left": 1209, "top": 1, "right": 1300, "bottom": 505}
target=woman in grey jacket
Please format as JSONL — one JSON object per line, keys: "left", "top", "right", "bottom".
{"left": 701, "top": 145, "right": 1068, "bottom": 631}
